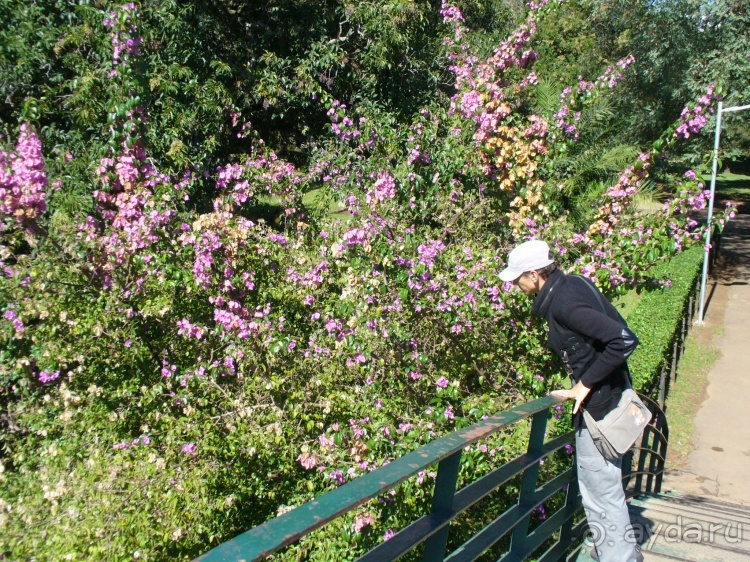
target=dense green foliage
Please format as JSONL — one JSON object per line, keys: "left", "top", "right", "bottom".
{"left": 0, "top": 0, "right": 739, "bottom": 560}
{"left": 627, "top": 245, "right": 704, "bottom": 390}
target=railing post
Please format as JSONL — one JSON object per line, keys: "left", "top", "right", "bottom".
{"left": 509, "top": 410, "right": 549, "bottom": 558}
{"left": 559, "top": 448, "right": 582, "bottom": 547}
{"left": 680, "top": 315, "right": 687, "bottom": 360}
{"left": 654, "top": 419, "right": 668, "bottom": 494}
{"left": 689, "top": 281, "right": 698, "bottom": 327}
{"left": 658, "top": 363, "right": 666, "bottom": 409}
{"left": 421, "top": 450, "right": 462, "bottom": 562}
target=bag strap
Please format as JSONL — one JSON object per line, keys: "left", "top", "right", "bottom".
{"left": 571, "top": 274, "right": 633, "bottom": 390}
{"left": 573, "top": 274, "right": 607, "bottom": 314}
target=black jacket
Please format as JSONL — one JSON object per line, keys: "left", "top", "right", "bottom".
{"left": 531, "top": 269, "right": 639, "bottom": 427}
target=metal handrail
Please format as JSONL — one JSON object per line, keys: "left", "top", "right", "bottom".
{"left": 196, "top": 391, "right": 670, "bottom": 562}
{"left": 196, "top": 395, "right": 577, "bottom": 562}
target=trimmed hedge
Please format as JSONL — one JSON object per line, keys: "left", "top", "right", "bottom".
{"left": 625, "top": 245, "right": 704, "bottom": 393}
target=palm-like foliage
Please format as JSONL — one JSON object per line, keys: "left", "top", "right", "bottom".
{"left": 534, "top": 78, "right": 644, "bottom": 228}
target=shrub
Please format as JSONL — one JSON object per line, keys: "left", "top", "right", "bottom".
{"left": 627, "top": 245, "right": 705, "bottom": 391}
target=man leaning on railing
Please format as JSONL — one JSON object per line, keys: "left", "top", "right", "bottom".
{"left": 500, "top": 240, "right": 644, "bottom": 562}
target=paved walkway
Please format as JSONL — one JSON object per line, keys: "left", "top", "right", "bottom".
{"left": 662, "top": 208, "right": 750, "bottom": 505}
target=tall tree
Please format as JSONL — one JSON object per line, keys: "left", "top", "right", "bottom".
{"left": 688, "top": 0, "right": 750, "bottom": 159}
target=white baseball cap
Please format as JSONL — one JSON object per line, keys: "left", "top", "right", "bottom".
{"left": 499, "top": 240, "right": 554, "bottom": 282}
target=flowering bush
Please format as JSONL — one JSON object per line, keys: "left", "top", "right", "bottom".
{"left": 0, "top": 124, "right": 48, "bottom": 233}
{"left": 0, "top": 2, "right": 735, "bottom": 560}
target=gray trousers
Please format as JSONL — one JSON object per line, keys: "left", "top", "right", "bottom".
{"left": 576, "top": 427, "right": 641, "bottom": 562}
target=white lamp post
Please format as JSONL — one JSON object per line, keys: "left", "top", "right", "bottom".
{"left": 696, "top": 101, "right": 750, "bottom": 324}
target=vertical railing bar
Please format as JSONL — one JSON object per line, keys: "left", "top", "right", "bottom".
{"left": 508, "top": 410, "right": 548, "bottom": 559}
{"left": 655, "top": 415, "right": 669, "bottom": 494}
{"left": 558, "top": 452, "right": 581, "bottom": 551}
{"left": 621, "top": 449, "right": 633, "bottom": 490}
{"left": 690, "top": 281, "right": 698, "bottom": 327}
{"left": 658, "top": 362, "right": 666, "bottom": 409}
{"left": 688, "top": 287, "right": 695, "bottom": 329}
{"left": 653, "top": 401, "right": 669, "bottom": 494}
{"left": 634, "top": 424, "right": 650, "bottom": 494}
{"left": 646, "top": 412, "right": 665, "bottom": 495}
{"left": 422, "top": 450, "right": 462, "bottom": 562}
{"left": 646, "top": 408, "right": 663, "bottom": 495}
{"left": 680, "top": 315, "right": 687, "bottom": 367}
{"left": 646, "top": 445, "right": 658, "bottom": 494}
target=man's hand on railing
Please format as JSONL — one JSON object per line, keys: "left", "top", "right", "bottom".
{"left": 550, "top": 380, "right": 592, "bottom": 414}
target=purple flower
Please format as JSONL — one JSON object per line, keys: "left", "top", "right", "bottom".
{"left": 181, "top": 442, "right": 197, "bottom": 454}
{"left": 329, "top": 470, "right": 345, "bottom": 486}
{"left": 365, "top": 171, "right": 396, "bottom": 205}
{"left": 440, "top": 2, "right": 464, "bottom": 22}
{"left": 417, "top": 239, "right": 446, "bottom": 268}
{"left": 268, "top": 233, "right": 288, "bottom": 246}
{"left": 531, "top": 504, "right": 546, "bottom": 521}
{"left": 297, "top": 453, "right": 317, "bottom": 469}
{"left": 436, "top": 376, "right": 450, "bottom": 388}
{"left": 38, "top": 370, "right": 60, "bottom": 384}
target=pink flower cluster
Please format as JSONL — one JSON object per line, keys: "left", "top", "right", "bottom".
{"left": 216, "top": 150, "right": 301, "bottom": 212}
{"left": 104, "top": 4, "right": 141, "bottom": 78}
{"left": 661, "top": 183, "right": 714, "bottom": 251}
{"left": 340, "top": 217, "right": 387, "bottom": 249}
{"left": 87, "top": 180, "right": 174, "bottom": 280}
{"left": 417, "top": 239, "right": 446, "bottom": 268}
{"left": 365, "top": 172, "right": 396, "bottom": 205}
{"left": 328, "top": 100, "right": 362, "bottom": 142}
{"left": 176, "top": 318, "right": 206, "bottom": 339}
{"left": 440, "top": 0, "right": 464, "bottom": 22}
{"left": 353, "top": 512, "right": 375, "bottom": 533}
{"left": 212, "top": 298, "right": 270, "bottom": 340}
{"left": 0, "top": 124, "right": 48, "bottom": 232}
{"left": 39, "top": 369, "right": 61, "bottom": 384}
{"left": 3, "top": 310, "right": 24, "bottom": 334}
{"left": 555, "top": 56, "right": 635, "bottom": 140}
{"left": 444, "top": 1, "right": 541, "bottom": 136}
{"left": 343, "top": 227, "right": 370, "bottom": 248}
{"left": 188, "top": 230, "right": 222, "bottom": 289}
{"left": 674, "top": 85, "right": 719, "bottom": 139}
{"left": 287, "top": 260, "right": 328, "bottom": 287}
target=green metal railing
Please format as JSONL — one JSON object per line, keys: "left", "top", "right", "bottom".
{"left": 196, "top": 394, "right": 667, "bottom": 562}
